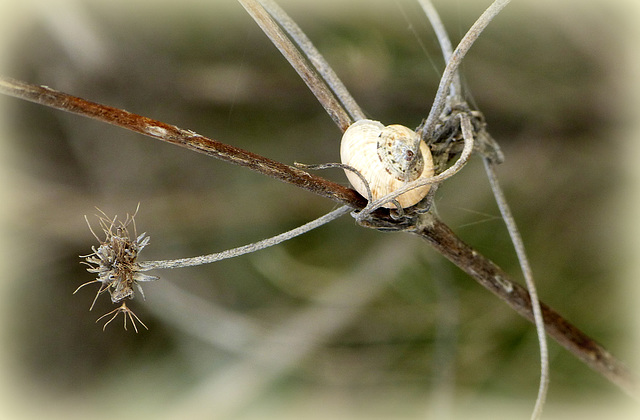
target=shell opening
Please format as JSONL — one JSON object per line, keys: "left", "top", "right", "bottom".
{"left": 377, "top": 124, "right": 424, "bottom": 182}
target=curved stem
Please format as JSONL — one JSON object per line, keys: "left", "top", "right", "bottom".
{"left": 483, "top": 158, "right": 549, "bottom": 419}
{"left": 417, "top": 0, "right": 462, "bottom": 99}
{"left": 138, "top": 206, "right": 350, "bottom": 270}
{"left": 419, "top": 0, "right": 510, "bottom": 144}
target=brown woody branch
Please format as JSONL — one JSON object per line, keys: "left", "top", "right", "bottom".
{"left": 0, "top": 76, "right": 364, "bottom": 208}
{"left": 415, "top": 213, "right": 637, "bottom": 398}
{"left": 0, "top": 75, "right": 636, "bottom": 398}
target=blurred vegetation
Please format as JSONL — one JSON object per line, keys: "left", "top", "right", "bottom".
{"left": 0, "top": 0, "right": 635, "bottom": 419}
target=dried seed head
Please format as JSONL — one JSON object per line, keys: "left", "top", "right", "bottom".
{"left": 76, "top": 207, "right": 158, "bottom": 331}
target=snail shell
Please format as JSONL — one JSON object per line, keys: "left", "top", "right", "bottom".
{"left": 340, "top": 119, "right": 434, "bottom": 209}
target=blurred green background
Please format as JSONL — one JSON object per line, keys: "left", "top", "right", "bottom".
{"left": 0, "top": 0, "right": 638, "bottom": 418}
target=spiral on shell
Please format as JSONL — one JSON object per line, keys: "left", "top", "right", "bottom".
{"left": 340, "top": 119, "right": 434, "bottom": 209}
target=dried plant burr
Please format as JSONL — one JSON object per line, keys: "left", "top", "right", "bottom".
{"left": 76, "top": 208, "right": 158, "bottom": 332}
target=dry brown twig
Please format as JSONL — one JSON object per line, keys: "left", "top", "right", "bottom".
{"left": 0, "top": 0, "right": 636, "bottom": 412}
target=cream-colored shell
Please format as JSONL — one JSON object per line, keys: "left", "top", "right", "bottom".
{"left": 340, "top": 119, "right": 434, "bottom": 209}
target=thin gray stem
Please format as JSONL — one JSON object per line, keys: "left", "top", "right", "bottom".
{"left": 237, "top": 0, "right": 354, "bottom": 132}
{"left": 295, "top": 161, "right": 374, "bottom": 203}
{"left": 137, "top": 206, "right": 350, "bottom": 270}
{"left": 482, "top": 158, "right": 549, "bottom": 420}
{"left": 419, "top": 0, "right": 511, "bottom": 144}
{"left": 418, "top": 5, "right": 546, "bottom": 415}
{"left": 258, "top": 0, "right": 366, "bottom": 122}
{"left": 417, "top": 0, "right": 462, "bottom": 98}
